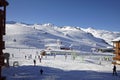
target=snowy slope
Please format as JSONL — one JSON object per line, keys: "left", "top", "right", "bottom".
{"left": 5, "top": 22, "right": 112, "bottom": 52}
{"left": 2, "top": 49, "right": 120, "bottom": 80}
{"left": 81, "top": 27, "right": 120, "bottom": 45}
{"left": 3, "top": 22, "right": 120, "bottom": 80}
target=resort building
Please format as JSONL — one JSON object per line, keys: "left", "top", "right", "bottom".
{"left": 112, "top": 37, "right": 120, "bottom": 65}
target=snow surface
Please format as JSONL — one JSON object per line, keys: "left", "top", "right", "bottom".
{"left": 112, "top": 37, "right": 120, "bottom": 42}
{"left": 2, "top": 48, "right": 120, "bottom": 80}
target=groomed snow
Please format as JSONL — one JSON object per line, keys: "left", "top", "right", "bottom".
{"left": 2, "top": 48, "right": 120, "bottom": 80}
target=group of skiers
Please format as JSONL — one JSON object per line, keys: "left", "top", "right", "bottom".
{"left": 23, "top": 51, "right": 119, "bottom": 76}
{"left": 33, "top": 59, "right": 118, "bottom": 76}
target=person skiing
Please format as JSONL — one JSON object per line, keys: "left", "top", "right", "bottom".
{"left": 33, "top": 59, "right": 36, "bottom": 66}
{"left": 38, "top": 55, "right": 42, "bottom": 63}
{"left": 113, "top": 64, "right": 117, "bottom": 76}
{"left": 40, "top": 69, "right": 43, "bottom": 75}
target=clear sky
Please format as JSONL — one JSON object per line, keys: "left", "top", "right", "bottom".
{"left": 7, "top": 0, "right": 120, "bottom": 31}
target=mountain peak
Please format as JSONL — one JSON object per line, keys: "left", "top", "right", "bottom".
{"left": 87, "top": 27, "right": 96, "bottom": 30}
{"left": 42, "top": 23, "right": 54, "bottom": 27}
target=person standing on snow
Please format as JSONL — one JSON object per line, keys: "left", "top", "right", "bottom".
{"left": 40, "top": 69, "right": 43, "bottom": 75}
{"left": 113, "top": 64, "right": 117, "bottom": 76}
{"left": 33, "top": 59, "right": 36, "bottom": 66}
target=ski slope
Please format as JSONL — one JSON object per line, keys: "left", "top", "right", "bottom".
{"left": 5, "top": 23, "right": 114, "bottom": 52}
{"left": 3, "top": 22, "right": 120, "bottom": 80}
{"left": 2, "top": 48, "right": 120, "bottom": 80}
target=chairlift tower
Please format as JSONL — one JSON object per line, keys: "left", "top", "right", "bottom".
{"left": 0, "top": 0, "right": 9, "bottom": 80}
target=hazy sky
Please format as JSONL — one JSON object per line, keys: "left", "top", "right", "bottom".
{"left": 7, "top": 0, "right": 120, "bottom": 31}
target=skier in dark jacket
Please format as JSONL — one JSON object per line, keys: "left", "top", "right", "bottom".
{"left": 40, "top": 69, "right": 43, "bottom": 75}
{"left": 113, "top": 64, "right": 117, "bottom": 76}
{"left": 33, "top": 59, "right": 36, "bottom": 66}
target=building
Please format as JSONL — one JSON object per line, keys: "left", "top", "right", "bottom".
{"left": 0, "top": 0, "right": 9, "bottom": 80}
{"left": 44, "top": 39, "right": 79, "bottom": 55}
{"left": 112, "top": 37, "right": 120, "bottom": 65}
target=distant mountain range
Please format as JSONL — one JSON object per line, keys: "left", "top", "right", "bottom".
{"left": 5, "top": 21, "right": 120, "bottom": 52}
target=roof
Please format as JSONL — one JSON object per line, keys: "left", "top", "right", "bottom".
{"left": 112, "top": 37, "right": 120, "bottom": 42}
{"left": 0, "top": 0, "right": 9, "bottom": 7}
{"left": 45, "top": 43, "right": 64, "bottom": 47}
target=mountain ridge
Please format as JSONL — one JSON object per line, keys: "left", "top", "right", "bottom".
{"left": 5, "top": 22, "right": 120, "bottom": 52}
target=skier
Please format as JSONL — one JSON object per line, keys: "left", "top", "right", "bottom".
{"left": 33, "top": 59, "right": 36, "bottom": 66}
{"left": 25, "top": 55, "right": 27, "bottom": 59}
{"left": 38, "top": 55, "right": 42, "bottom": 63}
{"left": 113, "top": 64, "right": 117, "bottom": 76}
{"left": 40, "top": 69, "right": 43, "bottom": 75}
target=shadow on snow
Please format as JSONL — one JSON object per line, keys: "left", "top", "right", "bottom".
{"left": 2, "top": 66, "right": 120, "bottom": 80}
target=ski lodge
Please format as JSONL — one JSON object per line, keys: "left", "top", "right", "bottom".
{"left": 112, "top": 37, "right": 120, "bottom": 65}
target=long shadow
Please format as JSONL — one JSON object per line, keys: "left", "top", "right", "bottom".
{"left": 2, "top": 66, "right": 120, "bottom": 80}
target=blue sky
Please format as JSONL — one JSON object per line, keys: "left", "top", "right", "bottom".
{"left": 7, "top": 0, "right": 120, "bottom": 31}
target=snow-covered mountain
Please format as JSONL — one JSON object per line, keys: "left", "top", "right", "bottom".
{"left": 5, "top": 22, "right": 120, "bottom": 52}
{"left": 81, "top": 27, "right": 120, "bottom": 45}
{"left": 3, "top": 22, "right": 120, "bottom": 80}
